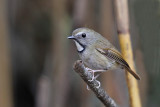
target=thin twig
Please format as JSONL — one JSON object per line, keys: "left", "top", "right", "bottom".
{"left": 73, "top": 60, "right": 118, "bottom": 107}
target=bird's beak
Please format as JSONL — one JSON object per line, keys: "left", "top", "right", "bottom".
{"left": 67, "top": 35, "right": 75, "bottom": 39}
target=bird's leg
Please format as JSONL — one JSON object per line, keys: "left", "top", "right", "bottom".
{"left": 86, "top": 73, "right": 101, "bottom": 90}
{"left": 85, "top": 67, "right": 105, "bottom": 81}
{"left": 87, "top": 61, "right": 115, "bottom": 89}
{"left": 95, "top": 73, "right": 101, "bottom": 79}
{"left": 85, "top": 67, "right": 105, "bottom": 89}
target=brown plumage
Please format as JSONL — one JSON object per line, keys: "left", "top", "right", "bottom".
{"left": 96, "top": 48, "right": 140, "bottom": 80}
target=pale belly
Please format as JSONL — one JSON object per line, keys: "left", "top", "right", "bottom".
{"left": 79, "top": 49, "right": 118, "bottom": 70}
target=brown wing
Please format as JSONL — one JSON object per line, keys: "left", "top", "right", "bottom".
{"left": 96, "top": 48, "right": 140, "bottom": 80}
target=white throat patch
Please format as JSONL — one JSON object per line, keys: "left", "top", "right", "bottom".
{"left": 74, "top": 40, "right": 84, "bottom": 52}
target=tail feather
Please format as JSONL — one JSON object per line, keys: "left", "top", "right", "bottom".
{"left": 126, "top": 68, "right": 141, "bottom": 80}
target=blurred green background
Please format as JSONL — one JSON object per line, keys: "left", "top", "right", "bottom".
{"left": 0, "top": 0, "right": 159, "bottom": 107}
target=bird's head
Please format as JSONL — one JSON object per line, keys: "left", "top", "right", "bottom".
{"left": 68, "top": 28, "right": 101, "bottom": 52}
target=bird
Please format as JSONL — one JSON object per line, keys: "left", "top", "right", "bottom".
{"left": 68, "top": 27, "right": 140, "bottom": 88}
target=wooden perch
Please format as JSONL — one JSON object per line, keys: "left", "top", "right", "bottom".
{"left": 73, "top": 60, "right": 118, "bottom": 107}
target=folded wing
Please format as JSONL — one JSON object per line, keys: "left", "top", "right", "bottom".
{"left": 96, "top": 48, "right": 140, "bottom": 80}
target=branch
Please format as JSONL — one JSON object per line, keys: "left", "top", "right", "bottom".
{"left": 73, "top": 60, "right": 118, "bottom": 107}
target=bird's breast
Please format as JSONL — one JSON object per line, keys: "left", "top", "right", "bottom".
{"left": 79, "top": 48, "right": 117, "bottom": 70}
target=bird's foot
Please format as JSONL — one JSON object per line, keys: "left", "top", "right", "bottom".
{"left": 85, "top": 67, "right": 105, "bottom": 81}
{"left": 95, "top": 80, "right": 101, "bottom": 88}
{"left": 85, "top": 67, "right": 104, "bottom": 90}
{"left": 87, "top": 79, "right": 101, "bottom": 90}
{"left": 85, "top": 67, "right": 95, "bottom": 81}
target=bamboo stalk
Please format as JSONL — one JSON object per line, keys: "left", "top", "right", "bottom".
{"left": 113, "top": 0, "right": 142, "bottom": 107}
{"left": 0, "top": 0, "right": 13, "bottom": 107}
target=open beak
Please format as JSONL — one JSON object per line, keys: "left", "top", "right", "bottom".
{"left": 67, "top": 35, "right": 75, "bottom": 39}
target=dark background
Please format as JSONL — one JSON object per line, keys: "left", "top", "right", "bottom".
{"left": 0, "top": 0, "right": 159, "bottom": 107}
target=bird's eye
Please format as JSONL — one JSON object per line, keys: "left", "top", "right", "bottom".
{"left": 82, "top": 33, "right": 86, "bottom": 38}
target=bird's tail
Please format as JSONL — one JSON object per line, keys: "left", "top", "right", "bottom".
{"left": 126, "top": 68, "right": 141, "bottom": 80}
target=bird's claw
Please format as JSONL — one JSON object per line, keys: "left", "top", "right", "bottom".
{"left": 95, "top": 80, "right": 101, "bottom": 88}
{"left": 85, "top": 67, "right": 102, "bottom": 89}
{"left": 87, "top": 80, "right": 101, "bottom": 90}
{"left": 86, "top": 67, "right": 95, "bottom": 81}
{"left": 87, "top": 85, "right": 90, "bottom": 90}
{"left": 88, "top": 77, "right": 94, "bottom": 82}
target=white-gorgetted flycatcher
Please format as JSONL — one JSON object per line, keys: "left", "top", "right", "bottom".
{"left": 68, "top": 28, "right": 140, "bottom": 88}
